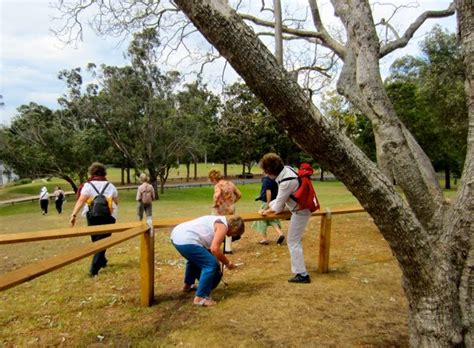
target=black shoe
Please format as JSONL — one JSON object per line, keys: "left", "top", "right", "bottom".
{"left": 288, "top": 274, "right": 311, "bottom": 283}
{"left": 276, "top": 235, "right": 285, "bottom": 245}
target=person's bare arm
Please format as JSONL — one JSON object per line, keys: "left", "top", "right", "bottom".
{"left": 69, "top": 195, "right": 88, "bottom": 226}
{"left": 234, "top": 186, "right": 242, "bottom": 202}
{"left": 210, "top": 222, "right": 236, "bottom": 269}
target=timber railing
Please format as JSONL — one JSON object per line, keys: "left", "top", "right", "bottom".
{"left": 0, "top": 207, "right": 365, "bottom": 307}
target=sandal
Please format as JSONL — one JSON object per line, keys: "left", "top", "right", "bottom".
{"left": 258, "top": 240, "right": 269, "bottom": 245}
{"left": 193, "top": 297, "right": 216, "bottom": 307}
{"left": 277, "top": 235, "right": 285, "bottom": 245}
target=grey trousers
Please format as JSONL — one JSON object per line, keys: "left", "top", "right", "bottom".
{"left": 287, "top": 209, "right": 311, "bottom": 274}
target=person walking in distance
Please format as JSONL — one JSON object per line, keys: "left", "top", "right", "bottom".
{"left": 70, "top": 162, "right": 119, "bottom": 277}
{"left": 39, "top": 186, "right": 49, "bottom": 215}
{"left": 53, "top": 186, "right": 65, "bottom": 215}
{"left": 136, "top": 173, "right": 155, "bottom": 221}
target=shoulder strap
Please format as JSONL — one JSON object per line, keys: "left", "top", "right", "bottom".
{"left": 100, "top": 182, "right": 110, "bottom": 195}
{"left": 88, "top": 182, "right": 100, "bottom": 195}
{"left": 278, "top": 177, "right": 298, "bottom": 184}
{"left": 278, "top": 167, "right": 299, "bottom": 184}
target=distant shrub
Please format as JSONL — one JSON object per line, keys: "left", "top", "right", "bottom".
{"left": 14, "top": 178, "right": 33, "bottom": 186}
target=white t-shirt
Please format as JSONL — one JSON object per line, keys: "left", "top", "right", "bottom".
{"left": 171, "top": 215, "right": 228, "bottom": 248}
{"left": 80, "top": 181, "right": 118, "bottom": 218}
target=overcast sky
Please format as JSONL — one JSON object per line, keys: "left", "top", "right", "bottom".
{"left": 0, "top": 0, "right": 456, "bottom": 126}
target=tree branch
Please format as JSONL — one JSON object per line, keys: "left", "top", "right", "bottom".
{"left": 379, "top": 2, "right": 456, "bottom": 57}
{"left": 307, "top": 0, "right": 346, "bottom": 59}
{"left": 238, "top": 12, "right": 345, "bottom": 59}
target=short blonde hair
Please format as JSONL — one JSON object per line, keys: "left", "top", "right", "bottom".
{"left": 227, "top": 216, "right": 245, "bottom": 237}
{"left": 139, "top": 173, "right": 149, "bottom": 183}
{"left": 208, "top": 168, "right": 223, "bottom": 181}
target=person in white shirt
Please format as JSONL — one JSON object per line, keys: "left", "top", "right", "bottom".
{"left": 39, "top": 186, "right": 49, "bottom": 215}
{"left": 70, "top": 162, "right": 119, "bottom": 277}
{"left": 258, "top": 153, "right": 312, "bottom": 284}
{"left": 171, "top": 215, "right": 245, "bottom": 306}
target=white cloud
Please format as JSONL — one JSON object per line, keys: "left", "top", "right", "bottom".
{"left": 0, "top": 0, "right": 457, "bottom": 126}
{"left": 0, "top": 0, "right": 128, "bottom": 125}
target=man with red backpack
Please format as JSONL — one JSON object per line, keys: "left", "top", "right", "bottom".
{"left": 258, "top": 153, "right": 319, "bottom": 284}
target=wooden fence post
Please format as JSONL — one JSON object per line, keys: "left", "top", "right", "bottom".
{"left": 318, "top": 208, "right": 332, "bottom": 274}
{"left": 140, "top": 219, "right": 155, "bottom": 307}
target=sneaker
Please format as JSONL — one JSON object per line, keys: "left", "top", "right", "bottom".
{"left": 288, "top": 274, "right": 311, "bottom": 283}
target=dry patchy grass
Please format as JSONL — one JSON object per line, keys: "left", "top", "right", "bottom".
{"left": 0, "top": 212, "right": 408, "bottom": 347}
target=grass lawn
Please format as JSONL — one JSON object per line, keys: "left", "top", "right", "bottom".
{"left": 0, "top": 163, "right": 257, "bottom": 202}
{"left": 0, "top": 176, "right": 459, "bottom": 346}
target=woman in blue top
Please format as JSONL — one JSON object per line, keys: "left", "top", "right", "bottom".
{"left": 252, "top": 175, "right": 285, "bottom": 245}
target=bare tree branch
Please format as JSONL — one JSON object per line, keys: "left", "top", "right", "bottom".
{"left": 307, "top": 0, "right": 345, "bottom": 59}
{"left": 380, "top": 2, "right": 456, "bottom": 57}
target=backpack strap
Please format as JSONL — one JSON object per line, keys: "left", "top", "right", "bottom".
{"left": 277, "top": 167, "right": 301, "bottom": 205}
{"left": 277, "top": 166, "right": 299, "bottom": 184}
{"left": 100, "top": 182, "right": 110, "bottom": 195}
{"left": 278, "top": 176, "right": 298, "bottom": 184}
{"left": 88, "top": 182, "right": 109, "bottom": 195}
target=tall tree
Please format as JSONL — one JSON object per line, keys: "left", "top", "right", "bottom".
{"left": 386, "top": 26, "right": 467, "bottom": 188}
{"left": 220, "top": 82, "right": 272, "bottom": 174}
{"left": 175, "top": 80, "right": 220, "bottom": 180}
{"left": 0, "top": 103, "right": 108, "bottom": 191}
{"left": 84, "top": 29, "right": 184, "bottom": 194}
{"left": 56, "top": 1, "right": 472, "bottom": 345}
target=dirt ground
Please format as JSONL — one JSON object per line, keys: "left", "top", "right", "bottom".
{"left": 0, "top": 212, "right": 409, "bottom": 347}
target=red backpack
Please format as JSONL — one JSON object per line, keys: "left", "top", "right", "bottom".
{"left": 281, "top": 163, "right": 320, "bottom": 212}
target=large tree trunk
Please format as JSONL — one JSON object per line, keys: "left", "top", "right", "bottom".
{"left": 61, "top": 175, "right": 78, "bottom": 193}
{"left": 456, "top": 0, "right": 474, "bottom": 345}
{"left": 148, "top": 167, "right": 159, "bottom": 201}
{"left": 174, "top": 0, "right": 473, "bottom": 345}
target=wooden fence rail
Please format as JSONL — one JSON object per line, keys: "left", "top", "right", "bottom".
{"left": 0, "top": 207, "right": 365, "bottom": 306}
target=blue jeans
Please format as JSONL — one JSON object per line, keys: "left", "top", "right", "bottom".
{"left": 172, "top": 242, "right": 222, "bottom": 298}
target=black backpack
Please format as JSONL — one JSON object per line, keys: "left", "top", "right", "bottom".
{"left": 88, "top": 182, "right": 111, "bottom": 219}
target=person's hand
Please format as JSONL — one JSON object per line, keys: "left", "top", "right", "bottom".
{"left": 226, "top": 261, "right": 237, "bottom": 270}
{"left": 259, "top": 209, "right": 268, "bottom": 216}
{"left": 70, "top": 214, "right": 77, "bottom": 227}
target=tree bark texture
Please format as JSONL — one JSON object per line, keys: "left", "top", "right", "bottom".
{"left": 174, "top": 0, "right": 472, "bottom": 346}
{"left": 331, "top": 0, "right": 444, "bottom": 230}
{"left": 456, "top": 0, "right": 474, "bottom": 345}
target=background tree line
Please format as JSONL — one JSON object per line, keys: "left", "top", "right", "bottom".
{"left": 0, "top": 28, "right": 302, "bottom": 195}
{"left": 0, "top": 26, "right": 466, "bottom": 195}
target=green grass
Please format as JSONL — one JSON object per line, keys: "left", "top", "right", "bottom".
{"left": 0, "top": 181, "right": 360, "bottom": 219}
{"left": 0, "top": 186, "right": 410, "bottom": 346}
{"left": 0, "top": 163, "right": 257, "bottom": 201}
{"left": 0, "top": 169, "right": 460, "bottom": 346}
{"left": 106, "top": 163, "right": 258, "bottom": 183}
